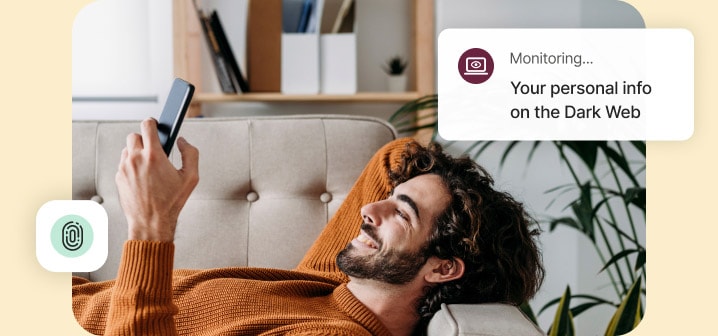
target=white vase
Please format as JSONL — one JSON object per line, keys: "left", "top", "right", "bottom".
{"left": 387, "top": 74, "right": 408, "bottom": 92}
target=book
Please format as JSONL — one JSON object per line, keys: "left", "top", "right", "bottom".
{"left": 194, "top": 3, "right": 236, "bottom": 93}
{"left": 209, "top": 11, "right": 250, "bottom": 93}
{"left": 331, "top": 0, "right": 354, "bottom": 33}
{"left": 304, "top": 0, "right": 322, "bottom": 33}
{"left": 319, "top": 0, "right": 342, "bottom": 34}
{"left": 282, "top": 0, "right": 305, "bottom": 33}
{"left": 296, "top": 0, "right": 314, "bottom": 33}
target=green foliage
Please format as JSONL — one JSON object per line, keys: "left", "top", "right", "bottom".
{"left": 389, "top": 95, "right": 646, "bottom": 334}
{"left": 605, "top": 276, "right": 643, "bottom": 336}
{"left": 383, "top": 55, "right": 409, "bottom": 75}
{"left": 548, "top": 287, "right": 575, "bottom": 336}
{"left": 388, "top": 94, "right": 437, "bottom": 136}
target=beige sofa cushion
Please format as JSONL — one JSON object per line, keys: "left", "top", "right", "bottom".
{"left": 428, "top": 303, "right": 544, "bottom": 335}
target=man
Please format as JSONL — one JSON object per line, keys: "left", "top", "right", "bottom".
{"left": 72, "top": 118, "right": 544, "bottom": 336}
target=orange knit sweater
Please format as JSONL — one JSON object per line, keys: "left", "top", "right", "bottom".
{"left": 72, "top": 138, "right": 413, "bottom": 336}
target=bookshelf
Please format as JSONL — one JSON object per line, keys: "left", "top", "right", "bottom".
{"left": 172, "top": 0, "right": 435, "bottom": 117}
{"left": 196, "top": 92, "right": 422, "bottom": 103}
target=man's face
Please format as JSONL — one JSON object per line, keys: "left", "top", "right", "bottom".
{"left": 337, "top": 174, "right": 451, "bottom": 284}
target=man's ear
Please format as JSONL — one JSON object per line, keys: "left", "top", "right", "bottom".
{"left": 424, "top": 257, "right": 465, "bottom": 284}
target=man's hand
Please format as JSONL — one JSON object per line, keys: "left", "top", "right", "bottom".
{"left": 115, "top": 118, "right": 199, "bottom": 242}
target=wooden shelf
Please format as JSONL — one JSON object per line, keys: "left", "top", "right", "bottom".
{"left": 173, "top": 0, "right": 435, "bottom": 116}
{"left": 195, "top": 91, "right": 422, "bottom": 103}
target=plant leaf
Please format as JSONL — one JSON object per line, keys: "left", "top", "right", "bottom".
{"left": 544, "top": 184, "right": 578, "bottom": 210}
{"left": 624, "top": 187, "right": 646, "bottom": 212}
{"left": 466, "top": 141, "right": 495, "bottom": 161}
{"left": 571, "top": 182, "right": 595, "bottom": 241}
{"left": 520, "top": 302, "right": 539, "bottom": 325}
{"left": 560, "top": 141, "right": 602, "bottom": 170}
{"left": 538, "top": 297, "right": 562, "bottom": 316}
{"left": 604, "top": 276, "right": 643, "bottom": 336}
{"left": 630, "top": 141, "right": 646, "bottom": 157}
{"left": 388, "top": 94, "right": 437, "bottom": 123}
{"left": 634, "top": 249, "right": 646, "bottom": 272}
{"left": 544, "top": 183, "right": 576, "bottom": 195}
{"left": 599, "top": 249, "right": 639, "bottom": 274}
{"left": 549, "top": 286, "right": 575, "bottom": 336}
{"left": 499, "top": 141, "right": 521, "bottom": 169}
{"left": 525, "top": 141, "right": 544, "bottom": 167}
{"left": 538, "top": 294, "right": 615, "bottom": 316}
{"left": 548, "top": 216, "right": 580, "bottom": 232}
{"left": 600, "top": 143, "right": 640, "bottom": 186}
{"left": 570, "top": 301, "right": 613, "bottom": 318}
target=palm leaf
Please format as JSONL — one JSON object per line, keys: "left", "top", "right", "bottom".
{"left": 634, "top": 250, "right": 646, "bottom": 272}
{"left": 543, "top": 183, "right": 578, "bottom": 210}
{"left": 539, "top": 294, "right": 615, "bottom": 316}
{"left": 466, "top": 141, "right": 496, "bottom": 162}
{"left": 600, "top": 143, "right": 640, "bottom": 187}
{"left": 560, "top": 141, "right": 603, "bottom": 170}
{"left": 630, "top": 141, "right": 646, "bottom": 157}
{"left": 526, "top": 141, "right": 545, "bottom": 167}
{"left": 572, "top": 182, "right": 596, "bottom": 241}
{"left": 605, "top": 276, "right": 643, "bottom": 336}
{"left": 520, "top": 302, "right": 539, "bottom": 325}
{"left": 388, "top": 94, "right": 438, "bottom": 136}
{"left": 623, "top": 187, "right": 646, "bottom": 212}
{"left": 548, "top": 286, "right": 575, "bottom": 336}
{"left": 599, "top": 249, "right": 640, "bottom": 274}
{"left": 499, "top": 141, "right": 521, "bottom": 169}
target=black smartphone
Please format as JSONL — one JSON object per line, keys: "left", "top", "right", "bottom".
{"left": 157, "top": 78, "right": 195, "bottom": 156}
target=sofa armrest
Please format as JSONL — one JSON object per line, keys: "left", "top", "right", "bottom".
{"left": 427, "top": 303, "right": 544, "bottom": 336}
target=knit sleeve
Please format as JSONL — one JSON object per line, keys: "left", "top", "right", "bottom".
{"left": 104, "top": 240, "right": 179, "bottom": 336}
{"left": 294, "top": 137, "right": 414, "bottom": 280}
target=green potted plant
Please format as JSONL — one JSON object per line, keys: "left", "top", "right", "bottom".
{"left": 389, "top": 95, "right": 646, "bottom": 335}
{"left": 383, "top": 55, "right": 409, "bottom": 92}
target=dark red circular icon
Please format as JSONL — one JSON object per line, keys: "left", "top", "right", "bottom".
{"left": 458, "top": 48, "right": 494, "bottom": 84}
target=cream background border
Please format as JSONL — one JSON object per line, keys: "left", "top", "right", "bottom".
{"left": 0, "top": 0, "right": 713, "bottom": 334}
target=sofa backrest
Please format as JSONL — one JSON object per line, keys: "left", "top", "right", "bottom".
{"left": 72, "top": 115, "right": 397, "bottom": 281}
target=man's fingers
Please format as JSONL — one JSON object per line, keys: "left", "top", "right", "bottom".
{"left": 177, "top": 137, "right": 200, "bottom": 185}
{"left": 116, "top": 148, "right": 128, "bottom": 184}
{"left": 126, "top": 132, "right": 142, "bottom": 152}
{"left": 118, "top": 147, "right": 129, "bottom": 171}
{"left": 140, "top": 117, "right": 164, "bottom": 153}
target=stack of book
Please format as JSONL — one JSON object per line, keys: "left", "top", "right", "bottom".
{"left": 195, "top": 0, "right": 356, "bottom": 95}
{"left": 194, "top": 1, "right": 249, "bottom": 94}
{"left": 283, "top": 0, "right": 354, "bottom": 34}
{"left": 280, "top": 0, "right": 357, "bottom": 94}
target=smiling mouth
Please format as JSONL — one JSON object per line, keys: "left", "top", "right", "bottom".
{"left": 356, "top": 231, "right": 379, "bottom": 249}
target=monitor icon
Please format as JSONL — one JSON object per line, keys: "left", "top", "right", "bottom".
{"left": 458, "top": 48, "right": 494, "bottom": 84}
{"left": 464, "top": 57, "right": 488, "bottom": 76}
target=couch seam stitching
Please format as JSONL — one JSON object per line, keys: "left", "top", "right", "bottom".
{"left": 246, "top": 119, "right": 253, "bottom": 266}
{"left": 321, "top": 118, "right": 329, "bottom": 224}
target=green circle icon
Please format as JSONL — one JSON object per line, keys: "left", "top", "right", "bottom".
{"left": 51, "top": 214, "right": 93, "bottom": 258}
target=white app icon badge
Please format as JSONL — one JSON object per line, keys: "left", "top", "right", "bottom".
{"left": 36, "top": 200, "right": 108, "bottom": 272}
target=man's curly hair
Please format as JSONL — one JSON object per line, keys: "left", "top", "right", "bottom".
{"left": 388, "top": 141, "right": 544, "bottom": 325}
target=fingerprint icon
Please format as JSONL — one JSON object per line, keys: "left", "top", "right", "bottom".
{"left": 51, "top": 214, "right": 93, "bottom": 258}
{"left": 62, "top": 221, "right": 83, "bottom": 251}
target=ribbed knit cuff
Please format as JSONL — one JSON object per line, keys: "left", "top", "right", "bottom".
{"left": 115, "top": 240, "right": 175, "bottom": 293}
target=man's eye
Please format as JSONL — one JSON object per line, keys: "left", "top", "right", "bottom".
{"left": 396, "top": 209, "right": 408, "bottom": 221}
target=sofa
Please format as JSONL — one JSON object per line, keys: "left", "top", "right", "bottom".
{"left": 72, "top": 115, "right": 543, "bottom": 335}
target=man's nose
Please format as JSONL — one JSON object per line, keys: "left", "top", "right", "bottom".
{"left": 360, "top": 201, "right": 386, "bottom": 226}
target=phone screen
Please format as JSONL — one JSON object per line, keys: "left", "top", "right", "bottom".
{"left": 157, "top": 78, "right": 195, "bottom": 155}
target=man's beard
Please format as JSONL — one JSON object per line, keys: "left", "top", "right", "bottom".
{"left": 337, "top": 223, "right": 428, "bottom": 285}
